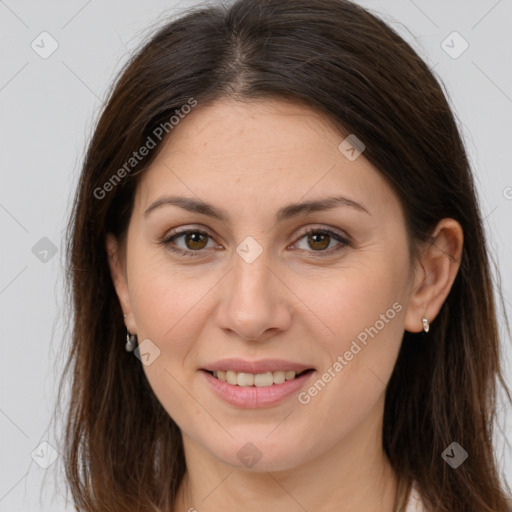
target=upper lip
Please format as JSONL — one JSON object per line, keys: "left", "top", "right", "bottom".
{"left": 202, "top": 358, "right": 314, "bottom": 374}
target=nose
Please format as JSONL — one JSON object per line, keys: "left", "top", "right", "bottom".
{"left": 214, "top": 245, "right": 293, "bottom": 342}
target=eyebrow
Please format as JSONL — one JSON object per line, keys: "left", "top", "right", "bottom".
{"left": 144, "top": 194, "right": 370, "bottom": 222}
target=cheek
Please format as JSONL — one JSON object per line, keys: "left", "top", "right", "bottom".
{"left": 301, "top": 249, "right": 408, "bottom": 352}
{"left": 126, "top": 258, "right": 211, "bottom": 430}
{"left": 125, "top": 244, "right": 225, "bottom": 375}
{"left": 127, "top": 244, "right": 205, "bottom": 339}
{"left": 125, "top": 252, "right": 216, "bottom": 415}
{"left": 295, "top": 245, "right": 409, "bottom": 411}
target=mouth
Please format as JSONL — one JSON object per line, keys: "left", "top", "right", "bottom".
{"left": 200, "top": 360, "right": 317, "bottom": 407}
{"left": 203, "top": 368, "right": 315, "bottom": 387}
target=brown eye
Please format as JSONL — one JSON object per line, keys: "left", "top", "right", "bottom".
{"left": 293, "top": 228, "right": 349, "bottom": 256}
{"left": 161, "top": 229, "right": 216, "bottom": 256}
{"left": 307, "top": 232, "right": 331, "bottom": 251}
{"left": 183, "top": 231, "right": 208, "bottom": 250}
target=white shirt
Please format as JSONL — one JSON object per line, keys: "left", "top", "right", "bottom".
{"left": 404, "top": 485, "right": 425, "bottom": 512}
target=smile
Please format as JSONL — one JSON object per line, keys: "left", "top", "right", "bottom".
{"left": 208, "top": 369, "right": 312, "bottom": 387}
{"left": 200, "top": 358, "right": 316, "bottom": 407}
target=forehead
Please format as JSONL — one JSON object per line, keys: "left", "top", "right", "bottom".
{"left": 134, "top": 98, "right": 398, "bottom": 216}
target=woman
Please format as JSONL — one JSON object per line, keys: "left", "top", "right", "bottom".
{"left": 59, "top": 0, "right": 511, "bottom": 510}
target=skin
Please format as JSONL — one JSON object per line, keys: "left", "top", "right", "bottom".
{"left": 106, "top": 98, "right": 463, "bottom": 512}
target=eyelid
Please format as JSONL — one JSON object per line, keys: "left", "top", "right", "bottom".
{"left": 159, "top": 225, "right": 218, "bottom": 256}
{"left": 159, "top": 224, "right": 351, "bottom": 257}
{"left": 160, "top": 224, "right": 216, "bottom": 242}
{"left": 289, "top": 226, "right": 350, "bottom": 256}
{"left": 293, "top": 224, "right": 351, "bottom": 244}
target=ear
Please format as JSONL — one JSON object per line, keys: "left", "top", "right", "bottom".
{"left": 404, "top": 218, "right": 464, "bottom": 333}
{"left": 105, "top": 233, "right": 137, "bottom": 334}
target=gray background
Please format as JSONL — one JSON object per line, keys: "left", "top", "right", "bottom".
{"left": 0, "top": 0, "right": 511, "bottom": 510}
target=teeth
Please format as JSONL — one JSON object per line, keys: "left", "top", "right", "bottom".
{"left": 254, "top": 372, "right": 273, "bottom": 387}
{"left": 226, "top": 370, "right": 237, "bottom": 385}
{"left": 273, "top": 371, "right": 286, "bottom": 384}
{"left": 237, "top": 372, "right": 254, "bottom": 386}
{"left": 212, "top": 369, "right": 300, "bottom": 386}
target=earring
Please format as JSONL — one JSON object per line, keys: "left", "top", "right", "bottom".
{"left": 422, "top": 316, "right": 430, "bottom": 333}
{"left": 125, "top": 331, "right": 138, "bottom": 352}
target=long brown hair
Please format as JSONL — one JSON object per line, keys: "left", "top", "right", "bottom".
{"left": 56, "top": 0, "right": 511, "bottom": 510}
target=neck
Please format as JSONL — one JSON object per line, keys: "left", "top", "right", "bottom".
{"left": 173, "top": 399, "right": 398, "bottom": 511}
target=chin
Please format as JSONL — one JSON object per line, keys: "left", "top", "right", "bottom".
{"left": 205, "top": 434, "right": 314, "bottom": 472}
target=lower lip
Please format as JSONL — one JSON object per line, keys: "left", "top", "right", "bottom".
{"left": 201, "top": 370, "right": 315, "bottom": 408}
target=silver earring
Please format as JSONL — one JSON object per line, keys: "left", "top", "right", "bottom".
{"left": 422, "top": 316, "right": 430, "bottom": 333}
{"left": 125, "top": 332, "right": 138, "bottom": 352}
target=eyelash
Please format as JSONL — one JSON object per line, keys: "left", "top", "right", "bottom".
{"left": 159, "top": 226, "right": 350, "bottom": 258}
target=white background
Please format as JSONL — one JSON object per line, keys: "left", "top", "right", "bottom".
{"left": 0, "top": 0, "right": 511, "bottom": 510}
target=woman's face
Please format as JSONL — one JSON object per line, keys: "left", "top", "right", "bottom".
{"left": 109, "top": 98, "right": 419, "bottom": 472}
